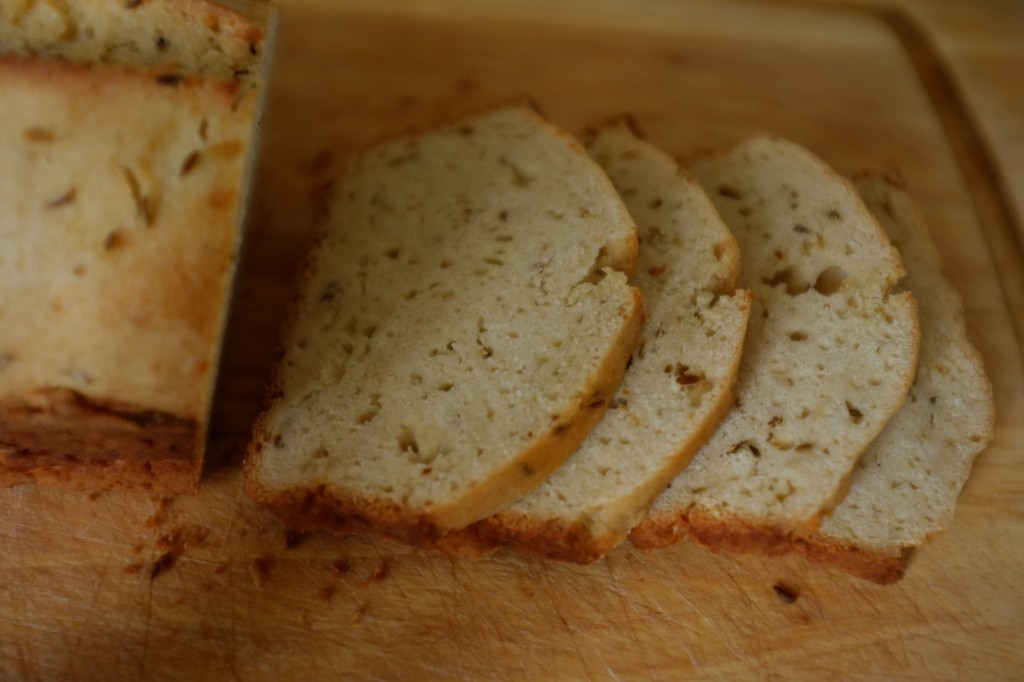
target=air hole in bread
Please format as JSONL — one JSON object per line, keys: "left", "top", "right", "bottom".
{"left": 813, "top": 267, "right": 846, "bottom": 295}
{"left": 24, "top": 127, "right": 55, "bottom": 142}
{"left": 717, "top": 184, "right": 742, "bottom": 200}
{"left": 788, "top": 331, "right": 808, "bottom": 342}
{"left": 104, "top": 230, "right": 128, "bottom": 251}
{"left": 483, "top": 256, "right": 504, "bottom": 266}
{"left": 846, "top": 401, "right": 864, "bottom": 424}
{"left": 356, "top": 394, "right": 382, "bottom": 424}
{"left": 397, "top": 426, "right": 420, "bottom": 455}
{"left": 438, "top": 382, "right": 453, "bottom": 392}
{"left": 385, "top": 247, "right": 400, "bottom": 259}
{"left": 762, "top": 266, "right": 809, "bottom": 295}
{"left": 729, "top": 440, "right": 761, "bottom": 458}
{"left": 499, "top": 156, "right": 533, "bottom": 187}
{"left": 180, "top": 150, "right": 201, "bottom": 176}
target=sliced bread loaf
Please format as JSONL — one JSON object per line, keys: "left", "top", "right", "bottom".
{"left": 631, "top": 136, "right": 920, "bottom": 553}
{"left": 790, "top": 174, "right": 995, "bottom": 583}
{"left": 444, "top": 119, "right": 752, "bottom": 562}
{"left": 0, "top": 0, "right": 273, "bottom": 492}
{"left": 245, "top": 104, "right": 644, "bottom": 544}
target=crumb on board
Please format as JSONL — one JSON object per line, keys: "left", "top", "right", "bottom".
{"left": 284, "top": 529, "right": 308, "bottom": 550}
{"left": 773, "top": 582, "right": 799, "bottom": 604}
{"left": 150, "top": 551, "right": 177, "bottom": 579}
{"left": 367, "top": 559, "right": 389, "bottom": 583}
{"left": 250, "top": 556, "right": 272, "bottom": 587}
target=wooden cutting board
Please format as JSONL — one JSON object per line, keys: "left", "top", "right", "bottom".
{"left": 3, "top": 0, "right": 1022, "bottom": 678}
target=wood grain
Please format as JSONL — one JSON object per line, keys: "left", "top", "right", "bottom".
{"left": 2, "top": 0, "right": 1022, "bottom": 679}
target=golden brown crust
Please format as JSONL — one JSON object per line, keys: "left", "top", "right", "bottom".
{"left": 0, "top": 388, "right": 198, "bottom": 461}
{"left": 0, "top": 53, "right": 242, "bottom": 98}
{"left": 244, "top": 477, "right": 445, "bottom": 547}
{"left": 789, "top": 535, "right": 908, "bottom": 585}
{"left": 0, "top": 450, "right": 198, "bottom": 493}
{"left": 440, "top": 514, "right": 609, "bottom": 564}
{"left": 0, "top": 388, "right": 200, "bottom": 492}
{"left": 631, "top": 505, "right": 819, "bottom": 556}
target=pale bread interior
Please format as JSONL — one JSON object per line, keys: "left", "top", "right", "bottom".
{"left": 455, "top": 120, "right": 752, "bottom": 561}
{"left": 248, "top": 105, "right": 643, "bottom": 533}
{"left": 634, "top": 136, "right": 920, "bottom": 547}
{"left": 808, "top": 176, "right": 994, "bottom": 557}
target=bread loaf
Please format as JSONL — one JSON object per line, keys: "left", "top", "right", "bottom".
{"left": 245, "top": 104, "right": 644, "bottom": 544}
{"left": 444, "top": 119, "right": 752, "bottom": 562}
{"left": 0, "top": 0, "right": 273, "bottom": 492}
{"left": 790, "top": 174, "right": 995, "bottom": 583}
{"left": 631, "top": 136, "right": 920, "bottom": 553}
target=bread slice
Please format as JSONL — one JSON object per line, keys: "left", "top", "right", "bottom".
{"left": 789, "top": 174, "right": 995, "bottom": 583}
{"left": 442, "top": 119, "right": 753, "bottom": 562}
{"left": 0, "top": 0, "right": 274, "bottom": 492}
{"left": 631, "top": 136, "right": 920, "bottom": 553}
{"left": 245, "top": 104, "right": 644, "bottom": 544}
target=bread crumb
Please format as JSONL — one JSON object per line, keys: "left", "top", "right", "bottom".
{"left": 250, "top": 556, "right": 272, "bottom": 587}
{"left": 773, "top": 582, "right": 799, "bottom": 604}
{"left": 367, "top": 559, "right": 389, "bottom": 583}
{"left": 150, "top": 551, "right": 176, "bottom": 579}
{"left": 284, "top": 529, "right": 308, "bottom": 550}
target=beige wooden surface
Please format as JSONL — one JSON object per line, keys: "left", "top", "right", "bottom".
{"left": 2, "top": 0, "right": 1022, "bottom": 679}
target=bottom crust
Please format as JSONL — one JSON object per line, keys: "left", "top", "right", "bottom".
{"left": 790, "top": 536, "right": 908, "bottom": 585}
{"left": 0, "top": 387, "right": 201, "bottom": 493}
{"left": 630, "top": 510, "right": 907, "bottom": 584}
{"left": 0, "top": 451, "right": 199, "bottom": 493}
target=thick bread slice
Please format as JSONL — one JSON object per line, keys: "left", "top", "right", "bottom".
{"left": 444, "top": 119, "right": 752, "bottom": 562}
{"left": 631, "top": 136, "right": 920, "bottom": 553}
{"left": 791, "top": 175, "right": 995, "bottom": 583}
{"left": 0, "top": 1, "right": 273, "bottom": 492}
{"left": 245, "top": 105, "right": 644, "bottom": 544}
